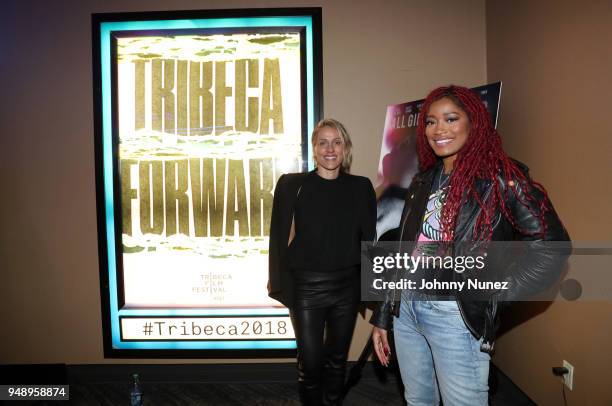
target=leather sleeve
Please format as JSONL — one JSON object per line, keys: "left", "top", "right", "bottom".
{"left": 498, "top": 175, "right": 572, "bottom": 301}
{"left": 369, "top": 300, "right": 394, "bottom": 330}
{"left": 366, "top": 240, "right": 400, "bottom": 330}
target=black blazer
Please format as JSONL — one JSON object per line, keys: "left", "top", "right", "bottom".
{"left": 267, "top": 172, "right": 309, "bottom": 307}
{"left": 268, "top": 171, "right": 376, "bottom": 308}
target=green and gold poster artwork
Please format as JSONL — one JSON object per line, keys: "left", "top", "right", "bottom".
{"left": 116, "top": 32, "right": 303, "bottom": 309}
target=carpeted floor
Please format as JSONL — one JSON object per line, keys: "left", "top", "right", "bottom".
{"left": 3, "top": 363, "right": 535, "bottom": 405}
{"left": 66, "top": 364, "right": 533, "bottom": 405}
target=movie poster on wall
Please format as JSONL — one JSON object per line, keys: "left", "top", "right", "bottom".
{"left": 93, "top": 9, "right": 322, "bottom": 356}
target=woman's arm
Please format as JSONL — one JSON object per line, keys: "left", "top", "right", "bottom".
{"left": 498, "top": 175, "right": 572, "bottom": 301}
{"left": 361, "top": 178, "right": 377, "bottom": 242}
{"left": 267, "top": 174, "right": 287, "bottom": 301}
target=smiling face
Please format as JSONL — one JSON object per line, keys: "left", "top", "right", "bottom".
{"left": 314, "top": 126, "right": 345, "bottom": 177}
{"left": 425, "top": 97, "right": 471, "bottom": 173}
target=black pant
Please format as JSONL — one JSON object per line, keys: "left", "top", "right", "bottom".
{"left": 290, "top": 270, "right": 359, "bottom": 406}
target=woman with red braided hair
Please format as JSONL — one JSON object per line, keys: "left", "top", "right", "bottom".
{"left": 369, "top": 85, "right": 570, "bottom": 405}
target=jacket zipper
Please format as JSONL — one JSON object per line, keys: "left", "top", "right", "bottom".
{"left": 391, "top": 194, "right": 414, "bottom": 312}
{"left": 454, "top": 183, "right": 496, "bottom": 340}
{"left": 391, "top": 187, "right": 423, "bottom": 315}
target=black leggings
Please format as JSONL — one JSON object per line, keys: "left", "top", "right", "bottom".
{"left": 290, "top": 270, "right": 360, "bottom": 406}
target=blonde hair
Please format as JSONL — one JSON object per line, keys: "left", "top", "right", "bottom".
{"left": 311, "top": 118, "right": 353, "bottom": 172}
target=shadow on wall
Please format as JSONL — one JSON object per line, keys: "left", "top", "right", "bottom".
{"left": 497, "top": 301, "right": 553, "bottom": 338}
{"left": 497, "top": 260, "right": 573, "bottom": 337}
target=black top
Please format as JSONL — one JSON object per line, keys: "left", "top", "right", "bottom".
{"left": 289, "top": 171, "right": 376, "bottom": 272}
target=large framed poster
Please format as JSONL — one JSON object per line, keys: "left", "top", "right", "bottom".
{"left": 92, "top": 8, "right": 322, "bottom": 357}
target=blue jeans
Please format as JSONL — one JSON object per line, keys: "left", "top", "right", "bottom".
{"left": 393, "top": 294, "right": 490, "bottom": 406}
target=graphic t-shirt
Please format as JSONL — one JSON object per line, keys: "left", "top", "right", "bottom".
{"left": 415, "top": 171, "right": 449, "bottom": 254}
{"left": 403, "top": 171, "right": 451, "bottom": 300}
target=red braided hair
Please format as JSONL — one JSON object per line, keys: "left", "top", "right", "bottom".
{"left": 416, "top": 85, "right": 550, "bottom": 241}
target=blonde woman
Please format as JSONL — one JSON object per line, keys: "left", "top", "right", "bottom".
{"left": 268, "top": 119, "right": 376, "bottom": 405}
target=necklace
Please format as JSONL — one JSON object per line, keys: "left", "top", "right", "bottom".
{"left": 430, "top": 170, "right": 450, "bottom": 202}
{"left": 437, "top": 169, "right": 450, "bottom": 190}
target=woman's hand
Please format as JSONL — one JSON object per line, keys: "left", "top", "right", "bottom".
{"left": 372, "top": 326, "right": 391, "bottom": 367}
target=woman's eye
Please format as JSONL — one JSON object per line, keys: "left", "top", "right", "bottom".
{"left": 425, "top": 120, "right": 435, "bottom": 126}
{"left": 446, "top": 117, "right": 458, "bottom": 123}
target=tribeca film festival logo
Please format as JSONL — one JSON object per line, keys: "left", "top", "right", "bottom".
{"left": 369, "top": 252, "right": 510, "bottom": 292}
{"left": 193, "top": 272, "right": 232, "bottom": 299}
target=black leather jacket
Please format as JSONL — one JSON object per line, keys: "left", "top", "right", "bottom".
{"left": 369, "top": 161, "right": 571, "bottom": 352}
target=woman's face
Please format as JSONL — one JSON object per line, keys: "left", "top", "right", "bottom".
{"left": 314, "top": 126, "right": 344, "bottom": 172}
{"left": 425, "top": 97, "right": 471, "bottom": 167}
